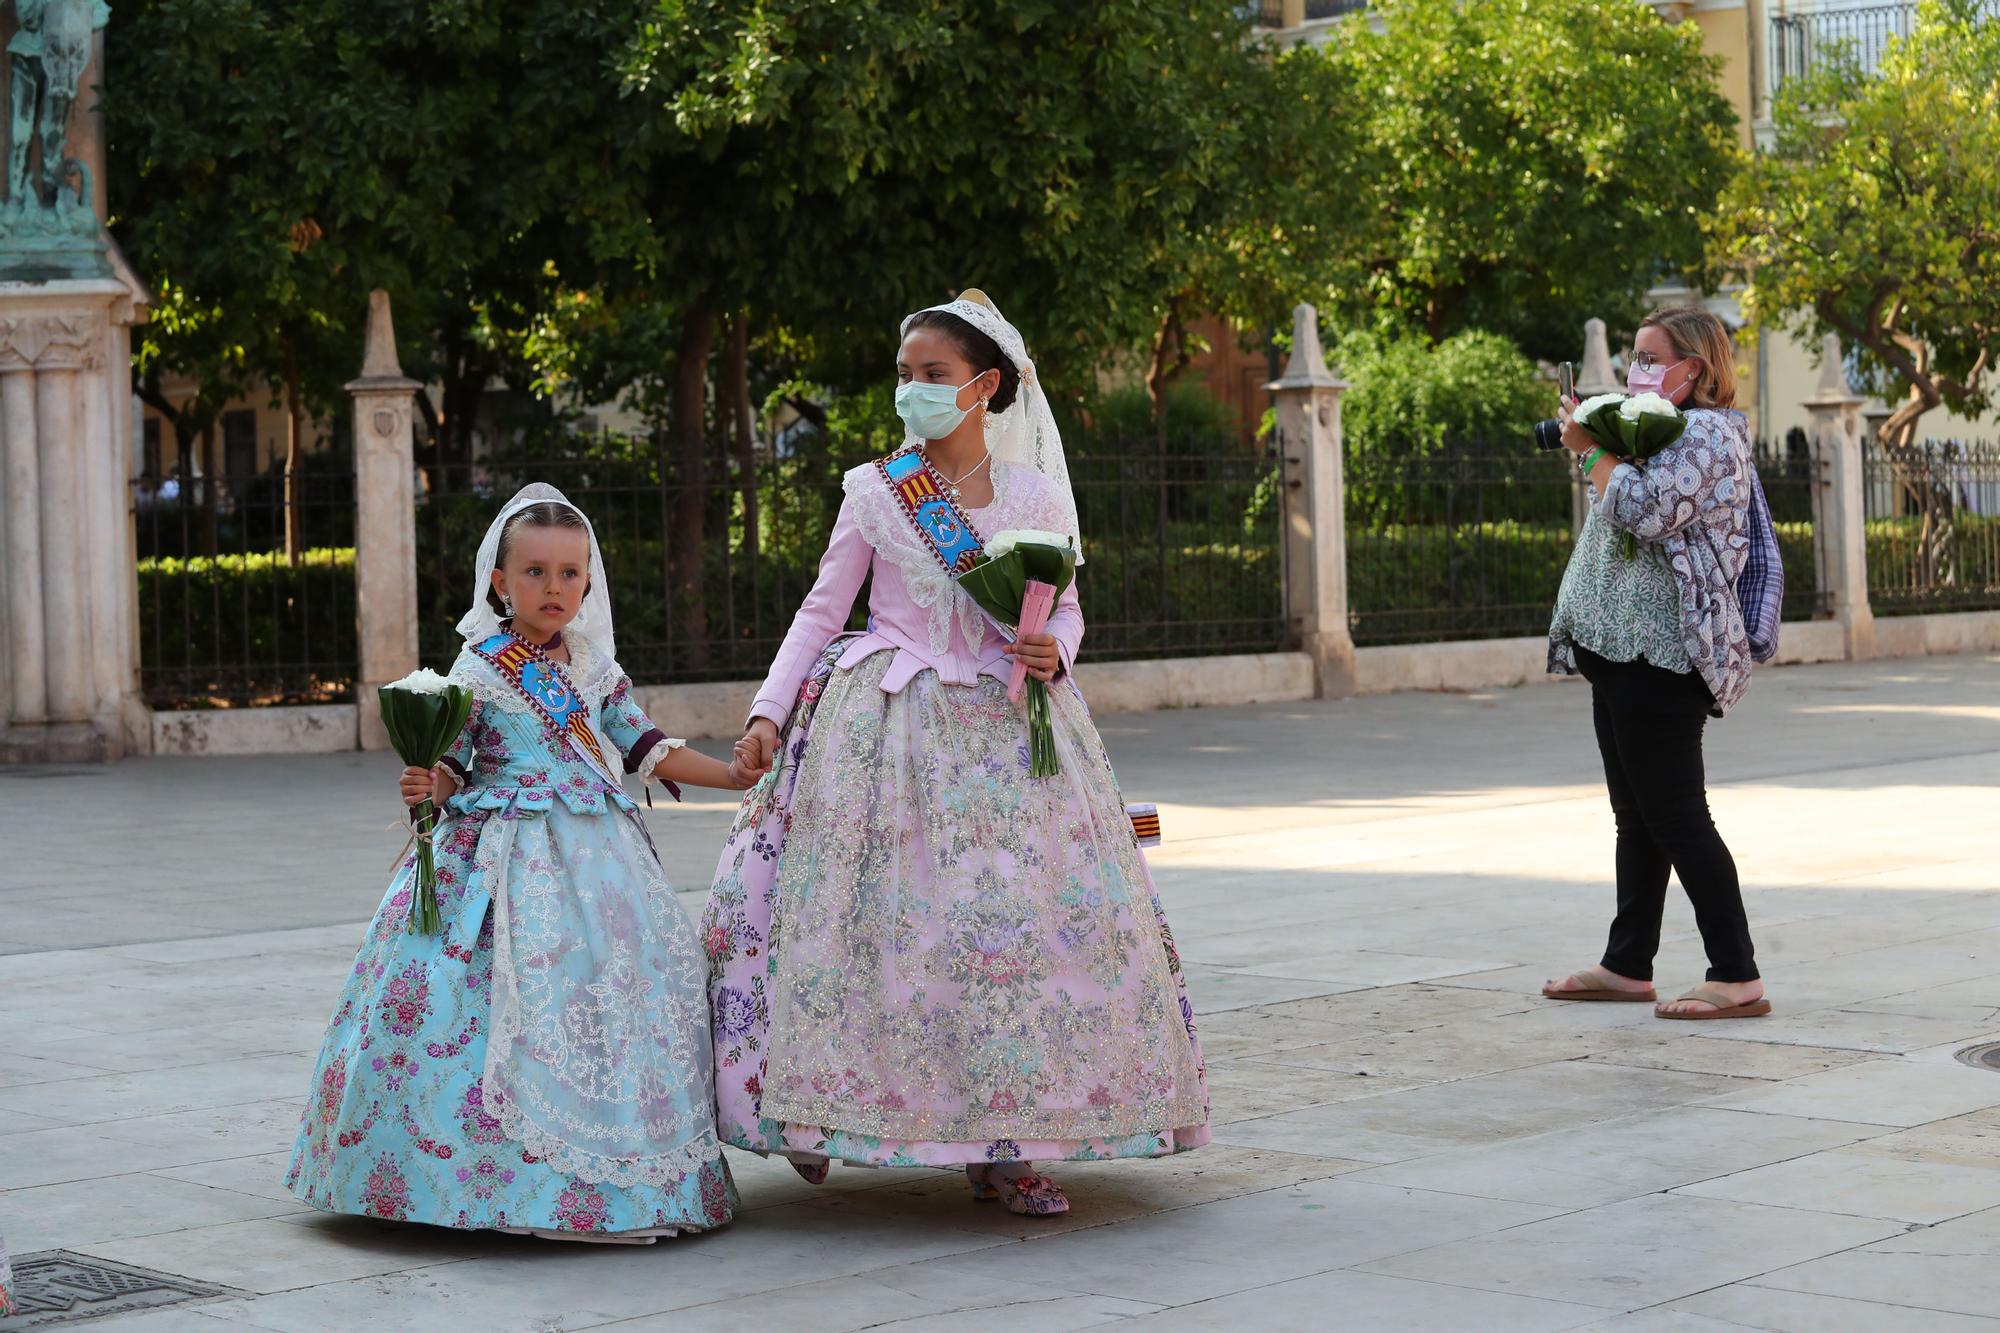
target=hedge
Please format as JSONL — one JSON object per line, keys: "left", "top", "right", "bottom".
{"left": 137, "top": 547, "right": 358, "bottom": 707}
{"left": 136, "top": 513, "right": 1999, "bottom": 706}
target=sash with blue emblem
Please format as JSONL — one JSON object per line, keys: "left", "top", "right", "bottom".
{"left": 470, "top": 632, "right": 620, "bottom": 789}
{"left": 876, "top": 448, "right": 985, "bottom": 573}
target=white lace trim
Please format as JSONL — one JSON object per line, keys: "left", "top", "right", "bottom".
{"left": 843, "top": 459, "right": 989, "bottom": 656}
{"left": 446, "top": 632, "right": 625, "bottom": 717}
{"left": 478, "top": 804, "right": 723, "bottom": 1189}
{"left": 846, "top": 455, "right": 1081, "bottom": 655}
{"left": 494, "top": 1093, "right": 724, "bottom": 1189}
{"left": 635, "top": 736, "right": 686, "bottom": 784}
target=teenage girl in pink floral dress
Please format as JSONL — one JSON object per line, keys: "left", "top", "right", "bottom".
{"left": 703, "top": 291, "right": 1209, "bottom": 1217}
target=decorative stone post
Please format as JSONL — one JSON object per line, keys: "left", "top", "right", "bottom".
{"left": 1270, "top": 303, "right": 1356, "bottom": 699}
{"left": 347, "top": 290, "right": 421, "bottom": 751}
{"left": 1572, "top": 318, "right": 1622, "bottom": 534}
{"left": 1804, "top": 332, "right": 1873, "bottom": 661}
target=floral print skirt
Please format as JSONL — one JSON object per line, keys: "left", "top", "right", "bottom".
{"left": 704, "top": 648, "right": 1209, "bottom": 1168}
{"left": 285, "top": 806, "right": 735, "bottom": 1236}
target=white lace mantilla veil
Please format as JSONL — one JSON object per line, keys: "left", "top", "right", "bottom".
{"left": 453, "top": 481, "right": 621, "bottom": 700}
{"left": 447, "top": 482, "right": 720, "bottom": 1187}
{"left": 844, "top": 290, "right": 1085, "bottom": 656}
{"left": 900, "top": 289, "right": 1084, "bottom": 562}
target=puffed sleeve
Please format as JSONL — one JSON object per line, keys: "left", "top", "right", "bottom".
{"left": 601, "top": 676, "right": 685, "bottom": 795}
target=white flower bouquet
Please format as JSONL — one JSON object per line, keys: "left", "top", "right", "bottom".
{"left": 1573, "top": 393, "right": 1690, "bottom": 560}
{"left": 1573, "top": 391, "right": 1688, "bottom": 460}
{"left": 379, "top": 668, "right": 475, "bottom": 934}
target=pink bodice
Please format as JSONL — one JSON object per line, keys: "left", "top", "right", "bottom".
{"left": 749, "top": 461, "right": 1083, "bottom": 729}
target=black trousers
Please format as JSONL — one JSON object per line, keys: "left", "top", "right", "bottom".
{"left": 1575, "top": 647, "right": 1758, "bottom": 984}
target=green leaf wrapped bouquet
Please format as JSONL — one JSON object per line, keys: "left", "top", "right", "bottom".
{"left": 953, "top": 529, "right": 1078, "bottom": 778}
{"left": 1573, "top": 391, "right": 1688, "bottom": 559}
{"left": 379, "top": 668, "right": 475, "bottom": 934}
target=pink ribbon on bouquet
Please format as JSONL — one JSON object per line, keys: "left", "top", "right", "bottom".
{"left": 1008, "top": 579, "right": 1057, "bottom": 703}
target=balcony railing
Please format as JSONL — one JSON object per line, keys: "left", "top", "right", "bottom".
{"left": 1768, "top": 3, "right": 1915, "bottom": 97}
{"left": 1256, "top": 0, "right": 1369, "bottom": 27}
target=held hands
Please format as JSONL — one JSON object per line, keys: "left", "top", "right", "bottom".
{"left": 1005, "top": 632, "right": 1061, "bottom": 683}
{"left": 400, "top": 764, "right": 458, "bottom": 807}
{"left": 734, "top": 718, "right": 780, "bottom": 783}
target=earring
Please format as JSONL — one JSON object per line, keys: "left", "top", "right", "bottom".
{"left": 501, "top": 595, "right": 514, "bottom": 617}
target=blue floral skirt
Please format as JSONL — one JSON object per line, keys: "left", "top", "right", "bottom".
{"left": 286, "top": 805, "right": 734, "bottom": 1236}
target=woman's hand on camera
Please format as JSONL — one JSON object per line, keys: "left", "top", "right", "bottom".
{"left": 1558, "top": 398, "right": 1594, "bottom": 455}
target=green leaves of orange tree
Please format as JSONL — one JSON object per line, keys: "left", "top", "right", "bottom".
{"left": 1284, "top": 0, "right": 1740, "bottom": 359}
{"left": 1709, "top": 0, "right": 2000, "bottom": 443}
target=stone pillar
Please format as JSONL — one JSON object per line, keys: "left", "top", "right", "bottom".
{"left": 0, "top": 275, "right": 150, "bottom": 762}
{"left": 1270, "top": 303, "right": 1355, "bottom": 699}
{"left": 348, "top": 290, "right": 421, "bottom": 752}
{"left": 1571, "top": 318, "right": 1622, "bottom": 534}
{"left": 1804, "top": 332, "right": 1873, "bottom": 661}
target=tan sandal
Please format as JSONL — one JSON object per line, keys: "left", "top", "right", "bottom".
{"left": 1655, "top": 986, "right": 1771, "bottom": 1020}
{"left": 1542, "top": 966, "right": 1657, "bottom": 1003}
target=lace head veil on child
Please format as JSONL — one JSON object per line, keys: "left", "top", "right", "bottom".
{"left": 457, "top": 481, "right": 617, "bottom": 658}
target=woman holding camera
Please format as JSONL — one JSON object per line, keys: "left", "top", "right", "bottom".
{"left": 1541, "top": 307, "right": 1769, "bottom": 1020}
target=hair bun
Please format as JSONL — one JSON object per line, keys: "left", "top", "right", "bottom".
{"left": 958, "top": 288, "right": 996, "bottom": 310}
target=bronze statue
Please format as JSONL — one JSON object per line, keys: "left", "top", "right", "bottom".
{"left": 9, "top": 0, "right": 109, "bottom": 208}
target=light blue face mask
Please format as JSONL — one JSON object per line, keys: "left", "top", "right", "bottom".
{"left": 895, "top": 376, "right": 983, "bottom": 440}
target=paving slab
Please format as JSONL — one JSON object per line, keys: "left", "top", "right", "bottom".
{"left": 1, "top": 652, "right": 1995, "bottom": 1330}
{"left": 1359, "top": 1193, "right": 1908, "bottom": 1311}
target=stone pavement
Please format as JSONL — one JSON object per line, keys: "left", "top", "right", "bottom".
{"left": 2, "top": 653, "right": 1997, "bottom": 1331}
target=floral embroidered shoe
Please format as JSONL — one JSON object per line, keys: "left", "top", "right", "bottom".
{"left": 967, "top": 1165, "right": 1069, "bottom": 1217}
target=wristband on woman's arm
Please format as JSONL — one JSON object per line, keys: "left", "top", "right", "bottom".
{"left": 1580, "top": 446, "right": 1607, "bottom": 474}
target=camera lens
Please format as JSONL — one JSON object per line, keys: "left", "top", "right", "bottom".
{"left": 1533, "top": 418, "right": 1567, "bottom": 451}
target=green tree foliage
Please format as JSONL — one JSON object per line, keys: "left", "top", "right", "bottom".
{"left": 1335, "top": 327, "right": 1554, "bottom": 522}
{"left": 108, "top": 1, "right": 664, "bottom": 462}
{"left": 1288, "top": 0, "right": 1738, "bottom": 358}
{"left": 1710, "top": 0, "right": 2000, "bottom": 446}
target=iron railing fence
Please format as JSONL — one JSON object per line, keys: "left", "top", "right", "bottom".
{"left": 1864, "top": 437, "right": 2000, "bottom": 615}
{"left": 1347, "top": 435, "right": 1836, "bottom": 647}
{"left": 1256, "top": 0, "right": 1369, "bottom": 26}
{"left": 1769, "top": 3, "right": 1916, "bottom": 98}
{"left": 133, "top": 462, "right": 357, "bottom": 708}
{"left": 1755, "top": 432, "right": 1834, "bottom": 622}
{"left": 1345, "top": 444, "right": 1577, "bottom": 646}
{"left": 411, "top": 431, "right": 1288, "bottom": 685}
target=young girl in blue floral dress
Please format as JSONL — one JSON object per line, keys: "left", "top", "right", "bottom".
{"left": 287, "top": 483, "right": 755, "bottom": 1243}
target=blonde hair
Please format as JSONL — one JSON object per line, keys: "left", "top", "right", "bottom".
{"left": 1637, "top": 307, "right": 1737, "bottom": 410}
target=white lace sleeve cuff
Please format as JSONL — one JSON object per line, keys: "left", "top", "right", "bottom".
{"left": 634, "top": 736, "right": 686, "bottom": 784}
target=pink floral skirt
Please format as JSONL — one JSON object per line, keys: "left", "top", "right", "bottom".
{"left": 702, "top": 647, "right": 1209, "bottom": 1168}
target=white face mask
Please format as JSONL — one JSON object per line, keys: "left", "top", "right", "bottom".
{"left": 895, "top": 376, "right": 982, "bottom": 439}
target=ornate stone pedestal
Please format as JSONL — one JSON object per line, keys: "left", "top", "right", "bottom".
{"left": 0, "top": 274, "right": 149, "bottom": 762}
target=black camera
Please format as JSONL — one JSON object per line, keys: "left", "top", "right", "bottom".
{"left": 1534, "top": 361, "right": 1576, "bottom": 451}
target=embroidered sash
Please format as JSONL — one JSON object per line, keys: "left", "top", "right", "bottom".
{"left": 876, "top": 448, "right": 985, "bottom": 574}
{"left": 470, "top": 632, "right": 620, "bottom": 788}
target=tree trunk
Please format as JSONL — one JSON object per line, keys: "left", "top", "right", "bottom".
{"left": 283, "top": 334, "right": 304, "bottom": 566}
{"left": 725, "top": 311, "right": 759, "bottom": 566}
{"left": 1144, "top": 299, "right": 1188, "bottom": 429}
{"left": 672, "top": 306, "right": 717, "bottom": 673}
{"left": 198, "top": 418, "right": 219, "bottom": 559}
